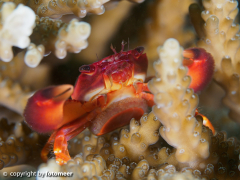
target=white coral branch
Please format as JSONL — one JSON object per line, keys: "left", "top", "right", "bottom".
{"left": 55, "top": 19, "right": 91, "bottom": 59}
{"left": 0, "top": 3, "right": 36, "bottom": 62}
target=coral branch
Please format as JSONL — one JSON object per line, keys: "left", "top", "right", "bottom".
{"left": 144, "top": 0, "right": 196, "bottom": 77}
{"left": 68, "top": 112, "right": 162, "bottom": 164}
{"left": 24, "top": 43, "right": 45, "bottom": 68}
{"left": 25, "top": 0, "right": 109, "bottom": 18}
{"left": 148, "top": 38, "right": 211, "bottom": 167}
{"left": 0, "top": 0, "right": 239, "bottom": 179}
{"left": 0, "top": 118, "right": 45, "bottom": 169}
{"left": 0, "top": 76, "right": 32, "bottom": 114}
{"left": 37, "top": 155, "right": 108, "bottom": 179}
{"left": 190, "top": 0, "right": 240, "bottom": 123}
{"left": 114, "top": 112, "right": 161, "bottom": 162}
{"left": 0, "top": 2, "right": 35, "bottom": 62}
{"left": 55, "top": 19, "right": 91, "bottom": 59}
{"left": 57, "top": 112, "right": 240, "bottom": 179}
{"left": 0, "top": 2, "right": 91, "bottom": 67}
{"left": 29, "top": 15, "right": 91, "bottom": 66}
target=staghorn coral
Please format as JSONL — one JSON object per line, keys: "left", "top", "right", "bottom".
{"left": 0, "top": 2, "right": 91, "bottom": 68}
{"left": 0, "top": 51, "right": 51, "bottom": 89}
{"left": 0, "top": 75, "right": 32, "bottom": 114}
{"left": 148, "top": 39, "right": 211, "bottom": 167}
{"left": 39, "top": 122, "right": 240, "bottom": 179}
{"left": 110, "top": 112, "right": 161, "bottom": 162}
{"left": 0, "top": 2, "right": 35, "bottom": 62}
{"left": 65, "top": 108, "right": 240, "bottom": 179}
{"left": 18, "top": 0, "right": 143, "bottom": 18}
{"left": 189, "top": 0, "right": 240, "bottom": 123}
{"left": 0, "top": 0, "right": 109, "bottom": 18}
{"left": 67, "top": 112, "right": 172, "bottom": 168}
{"left": 79, "top": 1, "right": 135, "bottom": 63}
{"left": 24, "top": 43, "right": 45, "bottom": 68}
{"left": 54, "top": 19, "right": 91, "bottom": 59}
{"left": 37, "top": 155, "right": 110, "bottom": 180}
{"left": 1, "top": 0, "right": 240, "bottom": 179}
{"left": 0, "top": 118, "right": 47, "bottom": 170}
{"left": 26, "top": 14, "right": 91, "bottom": 66}
{"left": 143, "top": 0, "right": 196, "bottom": 77}
{"left": 67, "top": 112, "right": 161, "bottom": 160}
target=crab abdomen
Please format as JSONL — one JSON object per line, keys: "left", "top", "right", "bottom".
{"left": 88, "top": 84, "right": 149, "bottom": 135}
{"left": 89, "top": 97, "right": 148, "bottom": 135}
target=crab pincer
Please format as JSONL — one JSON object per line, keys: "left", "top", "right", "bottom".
{"left": 24, "top": 85, "right": 100, "bottom": 163}
{"left": 183, "top": 48, "right": 214, "bottom": 92}
{"left": 24, "top": 85, "right": 74, "bottom": 133}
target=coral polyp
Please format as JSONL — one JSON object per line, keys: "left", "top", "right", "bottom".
{"left": 0, "top": 0, "right": 240, "bottom": 180}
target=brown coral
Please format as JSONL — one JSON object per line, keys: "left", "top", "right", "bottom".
{"left": 0, "top": 2, "right": 91, "bottom": 67}
{"left": 68, "top": 112, "right": 162, "bottom": 164}
{"left": 0, "top": 76, "right": 32, "bottom": 114}
{"left": 0, "top": 118, "right": 47, "bottom": 170}
{"left": 0, "top": 0, "right": 109, "bottom": 18}
{"left": 41, "top": 126, "right": 240, "bottom": 180}
{"left": 0, "top": 0, "right": 240, "bottom": 180}
{"left": 189, "top": 0, "right": 240, "bottom": 123}
{"left": 143, "top": 0, "right": 196, "bottom": 77}
{"left": 28, "top": 15, "right": 91, "bottom": 66}
{"left": 148, "top": 39, "right": 211, "bottom": 167}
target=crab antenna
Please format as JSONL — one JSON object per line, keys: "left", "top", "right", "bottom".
{"left": 121, "top": 40, "right": 125, "bottom": 52}
{"left": 110, "top": 44, "right": 117, "bottom": 54}
{"left": 121, "top": 40, "right": 128, "bottom": 52}
{"left": 128, "top": 38, "right": 129, "bottom": 51}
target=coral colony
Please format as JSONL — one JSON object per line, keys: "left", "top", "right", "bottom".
{"left": 0, "top": 0, "right": 240, "bottom": 180}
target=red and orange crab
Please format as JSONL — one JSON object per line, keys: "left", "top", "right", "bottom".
{"left": 24, "top": 43, "right": 215, "bottom": 164}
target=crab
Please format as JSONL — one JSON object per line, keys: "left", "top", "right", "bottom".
{"left": 24, "top": 43, "right": 215, "bottom": 164}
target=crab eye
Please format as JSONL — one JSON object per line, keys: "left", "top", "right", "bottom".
{"left": 79, "top": 65, "right": 95, "bottom": 74}
{"left": 79, "top": 65, "right": 90, "bottom": 72}
{"left": 135, "top": 47, "right": 144, "bottom": 54}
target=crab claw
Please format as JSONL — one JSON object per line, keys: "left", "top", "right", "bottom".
{"left": 195, "top": 110, "right": 216, "bottom": 135}
{"left": 24, "top": 85, "right": 73, "bottom": 133}
{"left": 183, "top": 48, "right": 214, "bottom": 93}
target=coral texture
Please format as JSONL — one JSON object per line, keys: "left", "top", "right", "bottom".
{"left": 0, "top": 76, "right": 32, "bottom": 114}
{"left": 144, "top": 0, "right": 196, "bottom": 77}
{"left": 148, "top": 39, "right": 211, "bottom": 167}
{"left": 190, "top": 0, "right": 240, "bottom": 123}
{"left": 0, "top": 0, "right": 109, "bottom": 18}
{"left": 0, "top": 2, "right": 35, "bottom": 62}
{"left": 0, "top": 2, "right": 91, "bottom": 68}
{"left": 0, "top": 0, "right": 240, "bottom": 180}
{"left": 0, "top": 118, "right": 46, "bottom": 169}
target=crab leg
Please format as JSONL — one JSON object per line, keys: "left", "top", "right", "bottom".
{"left": 54, "top": 109, "right": 100, "bottom": 164}
{"left": 54, "top": 132, "right": 70, "bottom": 164}
{"left": 42, "top": 108, "right": 101, "bottom": 164}
{"left": 140, "top": 92, "right": 155, "bottom": 107}
{"left": 133, "top": 82, "right": 154, "bottom": 106}
{"left": 41, "top": 131, "right": 57, "bottom": 162}
{"left": 24, "top": 85, "right": 106, "bottom": 163}
{"left": 142, "top": 83, "right": 151, "bottom": 92}
{"left": 63, "top": 108, "right": 101, "bottom": 141}
{"left": 195, "top": 109, "right": 216, "bottom": 135}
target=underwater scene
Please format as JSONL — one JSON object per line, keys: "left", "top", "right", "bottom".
{"left": 0, "top": 0, "right": 240, "bottom": 179}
